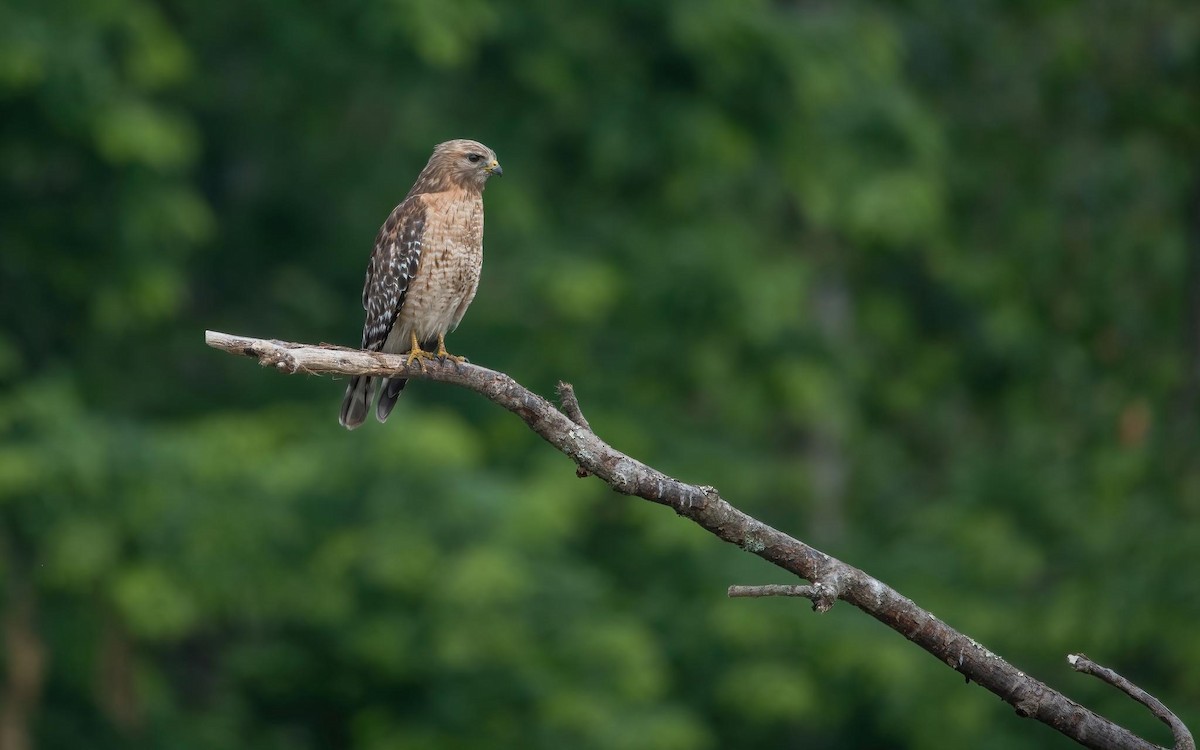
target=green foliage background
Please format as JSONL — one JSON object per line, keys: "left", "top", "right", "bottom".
{"left": 2, "top": 1, "right": 1199, "bottom": 748}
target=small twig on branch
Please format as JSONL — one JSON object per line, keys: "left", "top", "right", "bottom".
{"left": 727, "top": 583, "right": 839, "bottom": 612}
{"left": 1069, "top": 654, "right": 1195, "bottom": 750}
{"left": 205, "top": 330, "right": 1190, "bottom": 750}
{"left": 720, "top": 585, "right": 816, "bottom": 597}
{"left": 728, "top": 584, "right": 817, "bottom": 598}
{"left": 556, "top": 381, "right": 593, "bottom": 478}
{"left": 556, "top": 381, "right": 592, "bottom": 432}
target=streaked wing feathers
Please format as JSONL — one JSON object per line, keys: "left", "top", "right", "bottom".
{"left": 360, "top": 196, "right": 427, "bottom": 351}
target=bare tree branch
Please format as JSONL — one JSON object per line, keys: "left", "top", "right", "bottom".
{"left": 205, "top": 330, "right": 1190, "bottom": 750}
{"left": 728, "top": 584, "right": 817, "bottom": 599}
{"left": 1069, "top": 654, "right": 1195, "bottom": 750}
{"left": 727, "top": 583, "right": 839, "bottom": 612}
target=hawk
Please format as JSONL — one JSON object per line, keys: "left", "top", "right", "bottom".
{"left": 339, "top": 139, "right": 503, "bottom": 429}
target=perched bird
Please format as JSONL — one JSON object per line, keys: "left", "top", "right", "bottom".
{"left": 339, "top": 139, "right": 503, "bottom": 429}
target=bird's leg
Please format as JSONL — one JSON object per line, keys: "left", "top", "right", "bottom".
{"left": 404, "top": 331, "right": 436, "bottom": 371}
{"left": 435, "top": 333, "right": 467, "bottom": 365}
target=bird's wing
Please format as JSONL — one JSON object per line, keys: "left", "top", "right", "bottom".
{"left": 360, "top": 194, "right": 428, "bottom": 351}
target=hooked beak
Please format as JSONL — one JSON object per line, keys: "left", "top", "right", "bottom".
{"left": 486, "top": 160, "right": 503, "bottom": 177}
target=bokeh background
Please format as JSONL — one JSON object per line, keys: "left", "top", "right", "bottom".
{"left": 3, "top": 1, "right": 1199, "bottom": 748}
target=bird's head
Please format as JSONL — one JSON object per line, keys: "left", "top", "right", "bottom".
{"left": 430, "top": 139, "right": 502, "bottom": 190}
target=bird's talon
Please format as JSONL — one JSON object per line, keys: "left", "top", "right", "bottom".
{"left": 434, "top": 334, "right": 466, "bottom": 365}
{"left": 405, "top": 350, "right": 431, "bottom": 372}
{"left": 404, "top": 332, "right": 436, "bottom": 372}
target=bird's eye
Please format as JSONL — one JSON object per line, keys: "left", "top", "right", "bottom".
{"left": 467, "top": 153, "right": 482, "bottom": 163}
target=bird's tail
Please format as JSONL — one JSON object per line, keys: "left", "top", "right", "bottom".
{"left": 375, "top": 377, "right": 408, "bottom": 423}
{"left": 339, "top": 376, "right": 375, "bottom": 429}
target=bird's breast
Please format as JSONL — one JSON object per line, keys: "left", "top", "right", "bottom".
{"left": 397, "top": 191, "right": 484, "bottom": 342}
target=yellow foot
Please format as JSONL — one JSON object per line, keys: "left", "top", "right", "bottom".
{"left": 435, "top": 334, "right": 467, "bottom": 365}
{"left": 405, "top": 332, "right": 436, "bottom": 371}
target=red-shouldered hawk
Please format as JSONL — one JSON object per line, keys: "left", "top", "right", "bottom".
{"left": 339, "top": 139, "right": 503, "bottom": 429}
